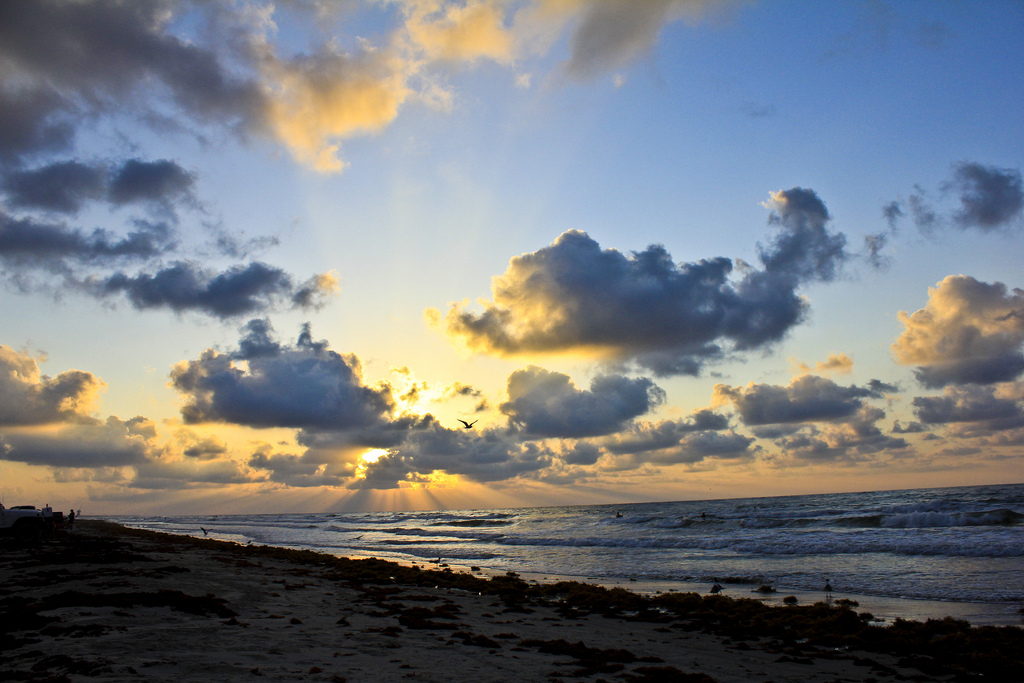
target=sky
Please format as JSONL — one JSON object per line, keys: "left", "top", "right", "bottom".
{"left": 1, "top": 0, "right": 1023, "bottom": 515}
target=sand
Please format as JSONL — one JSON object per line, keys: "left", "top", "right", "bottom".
{"left": 2, "top": 521, "right": 1021, "bottom": 683}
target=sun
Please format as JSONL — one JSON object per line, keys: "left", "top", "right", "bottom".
{"left": 360, "top": 449, "right": 388, "bottom": 464}
{"left": 354, "top": 448, "right": 389, "bottom": 479}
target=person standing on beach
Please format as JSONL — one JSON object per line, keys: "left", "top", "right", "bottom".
{"left": 67, "top": 509, "right": 75, "bottom": 529}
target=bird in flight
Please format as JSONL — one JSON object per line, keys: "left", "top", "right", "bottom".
{"left": 200, "top": 527, "right": 209, "bottom": 536}
{"left": 457, "top": 419, "right": 478, "bottom": 429}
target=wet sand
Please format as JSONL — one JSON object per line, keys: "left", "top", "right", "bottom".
{"left": 2, "top": 520, "right": 1021, "bottom": 682}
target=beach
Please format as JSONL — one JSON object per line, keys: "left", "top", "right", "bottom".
{"left": 2, "top": 522, "right": 1021, "bottom": 682}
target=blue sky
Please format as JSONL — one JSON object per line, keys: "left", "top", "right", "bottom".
{"left": 1, "top": 0, "right": 1022, "bottom": 514}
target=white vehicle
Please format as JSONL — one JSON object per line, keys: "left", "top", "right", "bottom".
{"left": 0, "top": 503, "right": 49, "bottom": 542}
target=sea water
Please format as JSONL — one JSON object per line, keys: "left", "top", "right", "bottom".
{"left": 111, "top": 482, "right": 1024, "bottom": 625}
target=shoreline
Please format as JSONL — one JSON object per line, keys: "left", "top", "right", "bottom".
{"left": 148, "top": 524, "right": 1019, "bottom": 630}
{"left": 2, "top": 520, "right": 1022, "bottom": 682}
{"left": 144, "top": 524, "right": 1023, "bottom": 628}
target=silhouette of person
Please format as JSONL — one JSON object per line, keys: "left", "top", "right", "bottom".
{"left": 67, "top": 509, "right": 75, "bottom": 529}
{"left": 824, "top": 579, "right": 833, "bottom": 602}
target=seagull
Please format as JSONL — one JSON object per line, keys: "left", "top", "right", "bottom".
{"left": 200, "top": 527, "right": 209, "bottom": 536}
{"left": 457, "top": 419, "right": 478, "bottom": 429}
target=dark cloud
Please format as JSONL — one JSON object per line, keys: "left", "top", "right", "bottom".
{"left": 662, "top": 430, "right": 756, "bottom": 464}
{"left": 0, "top": 211, "right": 173, "bottom": 268}
{"left": 289, "top": 272, "right": 339, "bottom": 310}
{"left": 914, "top": 355, "right": 1024, "bottom": 389}
{"left": 863, "top": 232, "right": 890, "bottom": 269}
{"left": 170, "top": 320, "right": 395, "bottom": 430}
{"left": 179, "top": 432, "right": 228, "bottom": 460}
{"left": 0, "top": 416, "right": 155, "bottom": 468}
{"left": 499, "top": 366, "right": 664, "bottom": 438}
{"left": 913, "top": 385, "right": 1024, "bottom": 427}
{"left": 713, "top": 375, "right": 885, "bottom": 426}
{"left": 886, "top": 162, "right": 1024, "bottom": 235}
{"left": 354, "top": 425, "right": 553, "bottom": 489}
{"left": 130, "top": 457, "right": 258, "bottom": 489}
{"left": 0, "top": 88, "right": 76, "bottom": 162}
{"left": 770, "top": 407, "right": 909, "bottom": 462}
{"left": 0, "top": 0, "right": 265, "bottom": 164}
{"left": 561, "top": 0, "right": 676, "bottom": 80}
{"left": 893, "top": 275, "right": 1024, "bottom": 388}
{"left": 561, "top": 442, "right": 602, "bottom": 466}
{"left": 867, "top": 379, "right": 900, "bottom": 394}
{"left": 760, "top": 188, "right": 848, "bottom": 283}
{"left": 100, "top": 261, "right": 333, "bottom": 318}
{"left": 248, "top": 447, "right": 354, "bottom": 488}
{"left": 605, "top": 424, "right": 755, "bottom": 466}
{"left": 434, "top": 189, "right": 848, "bottom": 376}
{"left": 882, "top": 200, "right": 903, "bottom": 230}
{"left": 604, "top": 411, "right": 730, "bottom": 455}
{"left": 236, "top": 318, "right": 284, "bottom": 359}
{"left": 107, "top": 159, "right": 197, "bottom": 208}
{"left": 1, "top": 158, "right": 195, "bottom": 214}
{"left": 946, "top": 162, "right": 1024, "bottom": 231}
{"left": 0, "top": 345, "right": 103, "bottom": 426}
{"left": 907, "top": 189, "right": 939, "bottom": 231}
{"left": 891, "top": 420, "right": 927, "bottom": 434}
{"left": 2, "top": 161, "right": 107, "bottom": 213}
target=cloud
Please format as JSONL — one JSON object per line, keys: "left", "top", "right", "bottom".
{"left": 759, "top": 188, "right": 848, "bottom": 283}
{"left": 886, "top": 162, "right": 1024, "bottom": 234}
{"left": 258, "top": 43, "right": 416, "bottom": 173}
{"left": 0, "top": 1, "right": 739, "bottom": 177}
{"left": 403, "top": 0, "right": 515, "bottom": 64}
{"left": 99, "top": 262, "right": 336, "bottom": 318}
{"left": 603, "top": 410, "right": 731, "bottom": 455}
{"left": 0, "top": 345, "right": 104, "bottom": 426}
{"left": 892, "top": 275, "right": 1024, "bottom": 387}
{"left": 599, "top": 409, "right": 753, "bottom": 466}
{"left": 0, "top": 88, "right": 76, "bottom": 162}
{"left": 559, "top": 0, "right": 678, "bottom": 80}
{"left": 2, "top": 161, "right": 107, "bottom": 214}
{"left": 770, "top": 406, "right": 910, "bottom": 462}
{"left": 0, "top": 416, "right": 156, "bottom": 468}
{"left": 0, "top": 212, "right": 174, "bottom": 270}
{"left": 713, "top": 374, "right": 886, "bottom": 426}
{"left": 946, "top": 162, "right": 1024, "bottom": 231}
{"left": 248, "top": 446, "right": 355, "bottom": 488}
{"left": 891, "top": 419, "right": 927, "bottom": 434}
{"left": 170, "top": 320, "right": 395, "bottom": 430}
{"left": 432, "top": 191, "right": 848, "bottom": 375}
{"left": 176, "top": 430, "right": 229, "bottom": 460}
{"left": 499, "top": 366, "right": 664, "bottom": 437}
{"left": 792, "top": 352, "right": 853, "bottom": 376}
{"left": 107, "top": 159, "right": 197, "bottom": 209}
{"left": 2, "top": 157, "right": 195, "bottom": 218}
{"left": 912, "top": 385, "right": 1024, "bottom": 430}
{"left": 130, "top": 456, "right": 258, "bottom": 489}
{"left": 354, "top": 424, "right": 553, "bottom": 489}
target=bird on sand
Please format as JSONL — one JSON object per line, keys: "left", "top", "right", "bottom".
{"left": 457, "top": 419, "right": 478, "bottom": 429}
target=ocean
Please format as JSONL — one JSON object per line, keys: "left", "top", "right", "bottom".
{"left": 110, "top": 482, "right": 1024, "bottom": 626}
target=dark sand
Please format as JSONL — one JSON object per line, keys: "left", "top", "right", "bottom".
{"left": 2, "top": 520, "right": 1021, "bottom": 682}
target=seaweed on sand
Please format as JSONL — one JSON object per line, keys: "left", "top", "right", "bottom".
{"left": 79, "top": 520, "right": 1024, "bottom": 681}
